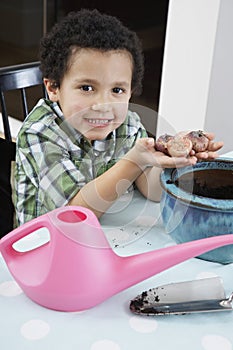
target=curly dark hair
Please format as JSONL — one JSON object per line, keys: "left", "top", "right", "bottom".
{"left": 39, "top": 8, "right": 144, "bottom": 95}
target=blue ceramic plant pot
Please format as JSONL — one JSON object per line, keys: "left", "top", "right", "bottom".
{"left": 160, "top": 158, "right": 233, "bottom": 264}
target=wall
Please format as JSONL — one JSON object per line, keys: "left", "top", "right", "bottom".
{"left": 205, "top": 0, "right": 233, "bottom": 154}
{"left": 158, "top": 0, "right": 232, "bottom": 154}
{"left": 0, "top": 0, "right": 43, "bottom": 47}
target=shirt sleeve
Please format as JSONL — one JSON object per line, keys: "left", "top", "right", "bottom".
{"left": 14, "top": 131, "right": 87, "bottom": 225}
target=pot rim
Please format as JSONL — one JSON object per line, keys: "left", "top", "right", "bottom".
{"left": 160, "top": 158, "right": 233, "bottom": 212}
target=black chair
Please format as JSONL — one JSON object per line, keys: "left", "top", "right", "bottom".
{"left": 0, "top": 61, "right": 46, "bottom": 237}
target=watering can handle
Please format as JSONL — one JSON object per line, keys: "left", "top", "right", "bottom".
{"left": 0, "top": 214, "right": 54, "bottom": 259}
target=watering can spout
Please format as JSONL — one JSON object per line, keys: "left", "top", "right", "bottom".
{"left": 116, "top": 233, "right": 233, "bottom": 293}
{"left": 1, "top": 205, "right": 233, "bottom": 312}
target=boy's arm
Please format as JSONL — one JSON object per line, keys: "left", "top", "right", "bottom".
{"left": 68, "top": 155, "right": 143, "bottom": 218}
{"left": 135, "top": 166, "right": 163, "bottom": 202}
{"left": 68, "top": 138, "right": 194, "bottom": 217}
{"left": 68, "top": 135, "right": 223, "bottom": 218}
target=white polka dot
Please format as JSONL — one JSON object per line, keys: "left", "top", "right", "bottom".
{"left": 201, "top": 334, "right": 232, "bottom": 350}
{"left": 196, "top": 272, "right": 218, "bottom": 279}
{"left": 91, "top": 339, "right": 121, "bottom": 350}
{"left": 20, "top": 319, "right": 50, "bottom": 340}
{"left": 129, "top": 316, "right": 158, "bottom": 333}
{"left": 0, "top": 280, "right": 23, "bottom": 296}
{"left": 69, "top": 310, "right": 87, "bottom": 314}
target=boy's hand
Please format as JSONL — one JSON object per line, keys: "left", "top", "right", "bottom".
{"left": 190, "top": 132, "right": 224, "bottom": 160}
{"left": 127, "top": 138, "right": 197, "bottom": 169}
{"left": 128, "top": 133, "right": 224, "bottom": 169}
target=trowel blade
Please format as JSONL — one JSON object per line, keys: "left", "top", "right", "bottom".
{"left": 130, "top": 296, "right": 233, "bottom": 316}
{"left": 129, "top": 277, "right": 231, "bottom": 316}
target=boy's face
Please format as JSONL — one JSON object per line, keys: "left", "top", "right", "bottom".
{"left": 45, "top": 48, "right": 133, "bottom": 141}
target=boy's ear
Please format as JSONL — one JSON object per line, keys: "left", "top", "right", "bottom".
{"left": 43, "top": 78, "right": 59, "bottom": 101}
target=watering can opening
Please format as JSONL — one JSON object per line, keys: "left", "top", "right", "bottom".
{"left": 47, "top": 206, "right": 112, "bottom": 249}
{"left": 57, "top": 210, "right": 87, "bottom": 223}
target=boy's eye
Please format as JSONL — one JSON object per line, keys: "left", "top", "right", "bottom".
{"left": 81, "top": 85, "right": 93, "bottom": 92}
{"left": 112, "top": 87, "right": 124, "bottom": 94}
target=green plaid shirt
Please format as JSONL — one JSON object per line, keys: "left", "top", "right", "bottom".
{"left": 14, "top": 99, "right": 147, "bottom": 225}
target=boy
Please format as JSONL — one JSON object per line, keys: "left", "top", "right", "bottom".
{"left": 14, "top": 9, "right": 223, "bottom": 225}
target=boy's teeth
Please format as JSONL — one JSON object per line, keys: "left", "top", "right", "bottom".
{"left": 88, "top": 119, "right": 109, "bottom": 124}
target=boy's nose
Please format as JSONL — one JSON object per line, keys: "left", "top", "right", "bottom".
{"left": 91, "top": 102, "right": 112, "bottom": 112}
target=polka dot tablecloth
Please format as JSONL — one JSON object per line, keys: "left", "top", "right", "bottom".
{"left": 1, "top": 153, "right": 233, "bottom": 350}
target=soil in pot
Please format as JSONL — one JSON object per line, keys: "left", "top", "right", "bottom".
{"left": 175, "top": 169, "right": 233, "bottom": 200}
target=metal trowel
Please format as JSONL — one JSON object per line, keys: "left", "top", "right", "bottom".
{"left": 130, "top": 277, "right": 233, "bottom": 316}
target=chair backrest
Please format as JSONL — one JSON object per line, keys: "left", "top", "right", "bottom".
{"left": 0, "top": 61, "right": 46, "bottom": 141}
{"left": 0, "top": 61, "right": 46, "bottom": 237}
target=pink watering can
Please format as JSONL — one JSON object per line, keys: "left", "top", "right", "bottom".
{"left": 1, "top": 205, "right": 233, "bottom": 312}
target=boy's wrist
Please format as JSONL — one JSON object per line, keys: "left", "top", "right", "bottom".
{"left": 123, "top": 148, "right": 148, "bottom": 171}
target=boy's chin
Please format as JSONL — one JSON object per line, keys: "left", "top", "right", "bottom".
{"left": 84, "top": 130, "right": 111, "bottom": 141}
{"left": 84, "top": 129, "right": 112, "bottom": 141}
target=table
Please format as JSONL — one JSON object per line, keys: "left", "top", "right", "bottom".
{"left": 1, "top": 153, "right": 233, "bottom": 350}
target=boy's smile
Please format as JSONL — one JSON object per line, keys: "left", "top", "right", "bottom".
{"left": 86, "top": 118, "right": 113, "bottom": 126}
{"left": 45, "top": 48, "right": 133, "bottom": 141}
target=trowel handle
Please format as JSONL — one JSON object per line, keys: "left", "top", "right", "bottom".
{"left": 0, "top": 214, "right": 54, "bottom": 258}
